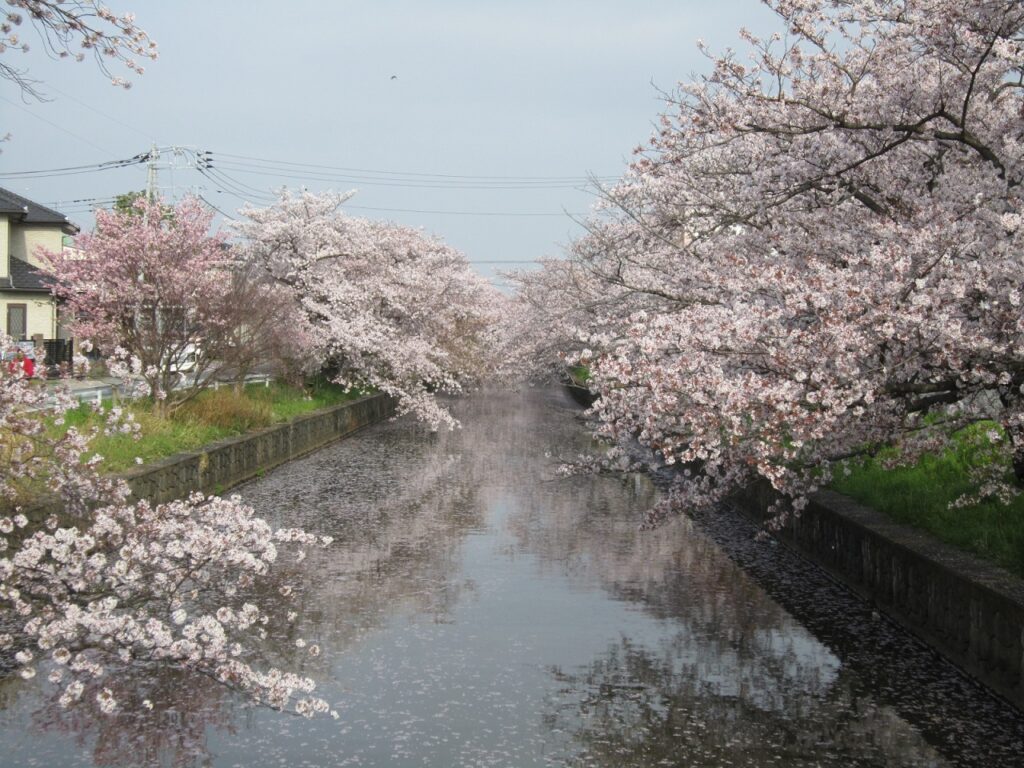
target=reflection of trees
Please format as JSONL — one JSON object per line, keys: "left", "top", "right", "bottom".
{"left": 240, "top": 411, "right": 493, "bottom": 656}
{"left": 545, "top": 637, "right": 946, "bottom": 767}
{"left": 5, "top": 390, "right": 1018, "bottom": 766}
{"left": 509, "top": 488, "right": 846, "bottom": 707}
{"left": 241, "top": 390, "right": 612, "bottom": 655}
{"left": 0, "top": 401, "right": 497, "bottom": 768}
{"left": 26, "top": 666, "right": 234, "bottom": 768}
{"left": 500, "top": 397, "right": 1024, "bottom": 766}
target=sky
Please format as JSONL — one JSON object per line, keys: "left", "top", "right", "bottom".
{"left": 0, "top": 0, "right": 783, "bottom": 288}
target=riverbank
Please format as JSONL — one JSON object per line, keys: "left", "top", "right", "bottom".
{"left": 563, "top": 384, "right": 1024, "bottom": 711}
{"left": 119, "top": 392, "right": 395, "bottom": 504}
{"left": 54, "top": 379, "right": 366, "bottom": 473}
{"left": 733, "top": 480, "right": 1024, "bottom": 712}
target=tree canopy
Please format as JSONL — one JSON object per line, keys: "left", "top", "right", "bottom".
{"left": 511, "top": 0, "right": 1024, "bottom": 522}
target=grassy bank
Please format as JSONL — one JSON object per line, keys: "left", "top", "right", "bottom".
{"left": 830, "top": 424, "right": 1024, "bottom": 578}
{"left": 54, "top": 380, "right": 365, "bottom": 473}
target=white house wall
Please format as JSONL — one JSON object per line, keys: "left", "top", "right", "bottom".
{"left": 0, "top": 217, "right": 9, "bottom": 281}
{"left": 1, "top": 292, "right": 57, "bottom": 340}
{"left": 8, "top": 224, "right": 63, "bottom": 267}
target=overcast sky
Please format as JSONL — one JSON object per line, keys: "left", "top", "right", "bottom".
{"left": 1, "top": 0, "right": 782, "bottom": 287}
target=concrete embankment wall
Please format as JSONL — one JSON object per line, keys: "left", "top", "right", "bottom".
{"left": 736, "top": 481, "right": 1024, "bottom": 710}
{"left": 121, "top": 393, "right": 395, "bottom": 505}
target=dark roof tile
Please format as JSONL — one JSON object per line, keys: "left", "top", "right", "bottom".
{"left": 7, "top": 256, "right": 52, "bottom": 292}
{"left": 0, "top": 187, "right": 78, "bottom": 234}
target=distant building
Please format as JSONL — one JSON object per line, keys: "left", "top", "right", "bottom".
{"left": 0, "top": 187, "right": 78, "bottom": 342}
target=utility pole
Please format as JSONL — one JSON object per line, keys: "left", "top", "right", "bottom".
{"left": 145, "top": 143, "right": 159, "bottom": 201}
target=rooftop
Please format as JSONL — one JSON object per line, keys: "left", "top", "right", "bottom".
{"left": 0, "top": 187, "right": 79, "bottom": 235}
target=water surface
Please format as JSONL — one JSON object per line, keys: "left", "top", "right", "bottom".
{"left": 1, "top": 390, "right": 1022, "bottom": 766}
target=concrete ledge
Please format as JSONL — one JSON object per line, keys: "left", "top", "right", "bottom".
{"left": 120, "top": 393, "right": 395, "bottom": 505}
{"left": 735, "top": 480, "right": 1024, "bottom": 710}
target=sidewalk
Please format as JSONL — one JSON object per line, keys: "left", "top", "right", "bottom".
{"left": 40, "top": 370, "right": 274, "bottom": 405}
{"left": 39, "top": 374, "right": 120, "bottom": 407}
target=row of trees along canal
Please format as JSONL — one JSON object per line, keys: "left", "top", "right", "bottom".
{"left": 2, "top": 188, "right": 503, "bottom": 717}
{"left": 4, "top": 0, "right": 1024, "bottom": 725}
{"left": 506, "top": 0, "right": 1024, "bottom": 527}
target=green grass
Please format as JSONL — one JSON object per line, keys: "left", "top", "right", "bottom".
{"left": 568, "top": 364, "right": 591, "bottom": 385}
{"left": 248, "top": 379, "right": 366, "bottom": 421}
{"left": 831, "top": 423, "right": 1024, "bottom": 578}
{"left": 51, "top": 380, "right": 365, "bottom": 473}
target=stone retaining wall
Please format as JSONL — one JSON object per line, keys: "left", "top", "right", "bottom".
{"left": 120, "top": 393, "right": 395, "bottom": 505}
{"left": 736, "top": 481, "right": 1024, "bottom": 710}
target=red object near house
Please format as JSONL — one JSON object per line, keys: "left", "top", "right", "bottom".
{"left": 7, "top": 351, "right": 34, "bottom": 378}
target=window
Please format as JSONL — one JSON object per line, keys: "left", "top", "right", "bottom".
{"left": 6, "top": 304, "right": 27, "bottom": 340}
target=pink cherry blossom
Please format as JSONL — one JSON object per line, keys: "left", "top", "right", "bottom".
{"left": 1, "top": 331, "right": 332, "bottom": 716}
{"left": 235, "top": 190, "right": 503, "bottom": 429}
{"left": 511, "top": 0, "right": 1024, "bottom": 523}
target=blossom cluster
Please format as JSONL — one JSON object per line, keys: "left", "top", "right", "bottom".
{"left": 2, "top": 1, "right": 157, "bottom": 89}
{"left": 235, "top": 190, "right": 503, "bottom": 429}
{"left": 1, "top": 337, "right": 335, "bottom": 717}
{"left": 40, "top": 196, "right": 305, "bottom": 415}
{"left": 511, "top": 0, "right": 1024, "bottom": 522}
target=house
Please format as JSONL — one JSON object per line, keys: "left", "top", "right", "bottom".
{"left": 0, "top": 187, "right": 78, "bottom": 343}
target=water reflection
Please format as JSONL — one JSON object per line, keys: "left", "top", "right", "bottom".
{"left": 0, "top": 390, "right": 1021, "bottom": 767}
{"left": 0, "top": 665, "right": 234, "bottom": 767}
{"left": 544, "top": 637, "right": 945, "bottom": 767}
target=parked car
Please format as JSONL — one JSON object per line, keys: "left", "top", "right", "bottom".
{"left": 169, "top": 344, "right": 200, "bottom": 375}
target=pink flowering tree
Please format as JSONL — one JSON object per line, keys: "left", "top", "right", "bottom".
{"left": 1, "top": 0, "right": 156, "bottom": 100}
{"left": 41, "top": 196, "right": 255, "bottom": 414}
{"left": 502, "top": 250, "right": 637, "bottom": 386}
{"left": 235, "top": 190, "right": 501, "bottom": 430}
{"left": 0, "top": 332, "right": 335, "bottom": 717}
{"left": 519, "top": 0, "right": 1024, "bottom": 522}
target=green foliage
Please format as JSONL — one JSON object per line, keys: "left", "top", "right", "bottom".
{"left": 244, "top": 379, "right": 365, "bottom": 420}
{"left": 49, "top": 380, "right": 364, "bottom": 473}
{"left": 113, "top": 190, "right": 149, "bottom": 215}
{"left": 112, "top": 191, "right": 174, "bottom": 219}
{"left": 832, "top": 423, "right": 1024, "bottom": 578}
{"left": 568, "top": 365, "right": 591, "bottom": 385}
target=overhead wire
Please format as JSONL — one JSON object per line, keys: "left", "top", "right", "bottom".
{"left": 184, "top": 149, "right": 593, "bottom": 218}
{"left": 14, "top": 145, "right": 601, "bottom": 223}
{"left": 344, "top": 204, "right": 584, "bottom": 217}
{"left": 213, "top": 150, "right": 618, "bottom": 183}
{"left": 213, "top": 161, "right": 595, "bottom": 191}
{"left": 0, "top": 94, "right": 124, "bottom": 159}
{"left": 197, "top": 194, "right": 236, "bottom": 221}
{"left": 39, "top": 83, "right": 158, "bottom": 143}
{"left": 0, "top": 154, "right": 149, "bottom": 179}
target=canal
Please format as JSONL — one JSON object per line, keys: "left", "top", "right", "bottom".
{"left": 1, "top": 390, "right": 1023, "bottom": 766}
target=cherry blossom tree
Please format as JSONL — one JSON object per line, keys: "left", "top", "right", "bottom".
{"left": 40, "top": 196, "right": 264, "bottom": 414}
{"left": 0, "top": 332, "right": 335, "bottom": 718}
{"left": 235, "top": 190, "right": 501, "bottom": 430}
{"left": 521, "top": 0, "right": 1024, "bottom": 522}
{"left": 214, "top": 259, "right": 314, "bottom": 391}
{"left": 1, "top": 0, "right": 156, "bottom": 100}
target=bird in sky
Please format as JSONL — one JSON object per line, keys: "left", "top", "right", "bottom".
{"left": 390, "top": 75, "right": 398, "bottom": 80}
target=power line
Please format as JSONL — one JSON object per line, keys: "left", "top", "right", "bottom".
{"left": 14, "top": 144, "right": 600, "bottom": 222}
{"left": 345, "top": 204, "right": 584, "bottom": 218}
{"left": 197, "top": 194, "right": 236, "bottom": 221}
{"left": 0, "top": 152, "right": 151, "bottom": 179}
{"left": 199, "top": 164, "right": 590, "bottom": 218}
{"left": 214, "top": 151, "right": 618, "bottom": 183}
{"left": 214, "top": 161, "right": 595, "bottom": 191}
{"left": 40, "top": 83, "right": 157, "bottom": 142}
{"left": 0, "top": 95, "right": 123, "bottom": 159}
